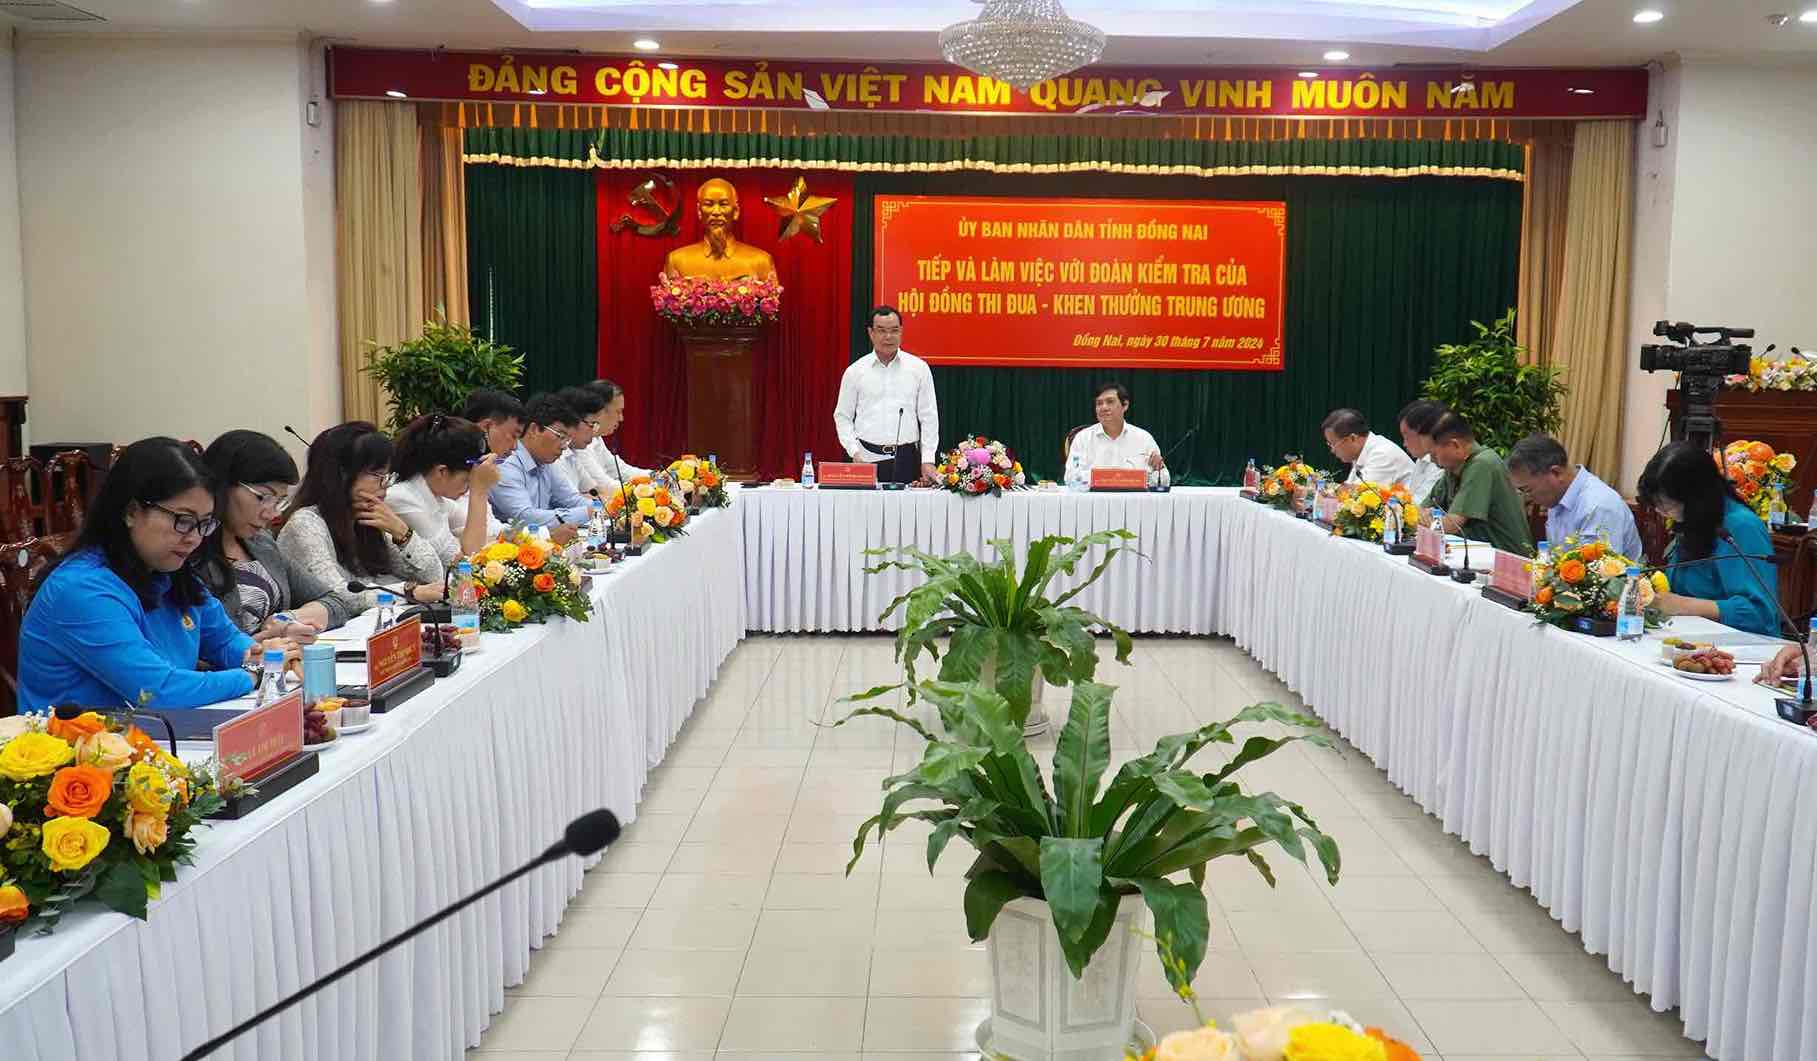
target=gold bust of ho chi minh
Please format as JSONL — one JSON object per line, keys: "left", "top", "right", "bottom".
{"left": 662, "top": 177, "right": 777, "bottom": 281}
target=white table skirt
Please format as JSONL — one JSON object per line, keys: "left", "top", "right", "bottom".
{"left": 0, "top": 506, "right": 745, "bottom": 1061}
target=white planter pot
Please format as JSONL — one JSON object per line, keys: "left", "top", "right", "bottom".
{"left": 979, "top": 894, "right": 1151, "bottom": 1061}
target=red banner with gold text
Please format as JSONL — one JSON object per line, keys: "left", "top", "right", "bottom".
{"left": 874, "top": 196, "right": 1285, "bottom": 371}
{"left": 329, "top": 48, "right": 1646, "bottom": 120}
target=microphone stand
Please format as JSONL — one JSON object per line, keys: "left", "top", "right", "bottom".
{"left": 1712, "top": 528, "right": 1813, "bottom": 722}
{"left": 1150, "top": 425, "right": 1198, "bottom": 493}
{"left": 606, "top": 446, "right": 642, "bottom": 554}
{"left": 181, "top": 810, "right": 621, "bottom": 1060}
{"left": 1451, "top": 533, "right": 1478, "bottom": 584}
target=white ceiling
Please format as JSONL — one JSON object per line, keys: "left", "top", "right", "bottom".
{"left": 5, "top": 0, "right": 1817, "bottom": 68}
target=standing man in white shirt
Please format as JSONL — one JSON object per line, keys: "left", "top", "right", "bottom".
{"left": 1322, "top": 408, "right": 1415, "bottom": 489}
{"left": 833, "top": 306, "right": 939, "bottom": 484}
{"left": 1065, "top": 381, "right": 1168, "bottom": 487}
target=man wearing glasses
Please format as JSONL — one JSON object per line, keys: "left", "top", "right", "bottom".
{"left": 1321, "top": 408, "right": 1414, "bottom": 490}
{"left": 833, "top": 306, "right": 940, "bottom": 485}
{"left": 490, "top": 393, "right": 589, "bottom": 545}
{"left": 1506, "top": 433, "right": 1642, "bottom": 559}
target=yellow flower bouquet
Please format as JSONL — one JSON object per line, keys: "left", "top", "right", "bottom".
{"left": 0, "top": 710, "right": 226, "bottom": 935}
{"left": 603, "top": 475, "right": 690, "bottom": 544}
{"left": 467, "top": 530, "right": 593, "bottom": 632}
{"left": 1257, "top": 457, "right": 1322, "bottom": 512}
{"left": 1721, "top": 440, "right": 1796, "bottom": 520}
{"left": 1329, "top": 481, "right": 1423, "bottom": 544}
{"left": 665, "top": 454, "right": 730, "bottom": 510}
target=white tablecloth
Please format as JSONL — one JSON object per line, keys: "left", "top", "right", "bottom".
{"left": 0, "top": 506, "right": 745, "bottom": 1061}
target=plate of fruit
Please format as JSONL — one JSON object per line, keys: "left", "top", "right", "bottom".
{"left": 302, "top": 705, "right": 339, "bottom": 749}
{"left": 1661, "top": 647, "right": 1735, "bottom": 681}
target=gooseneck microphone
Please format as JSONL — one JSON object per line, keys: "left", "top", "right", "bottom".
{"left": 181, "top": 810, "right": 621, "bottom": 1060}
{"left": 347, "top": 579, "right": 409, "bottom": 596}
{"left": 1451, "top": 533, "right": 1478, "bottom": 584}
{"left": 282, "top": 425, "right": 313, "bottom": 450}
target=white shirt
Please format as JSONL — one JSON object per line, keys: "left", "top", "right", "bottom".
{"left": 1065, "top": 422, "right": 1169, "bottom": 488}
{"left": 1344, "top": 432, "right": 1416, "bottom": 489}
{"left": 834, "top": 350, "right": 939, "bottom": 465}
{"left": 385, "top": 475, "right": 505, "bottom": 568}
{"left": 1409, "top": 454, "right": 1445, "bottom": 505}
{"left": 586, "top": 437, "right": 652, "bottom": 491}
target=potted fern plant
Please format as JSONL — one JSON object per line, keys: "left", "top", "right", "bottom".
{"left": 837, "top": 679, "right": 1340, "bottom": 1060}
{"left": 863, "top": 530, "right": 1135, "bottom": 736}
{"left": 1420, "top": 308, "right": 1567, "bottom": 453}
{"left": 362, "top": 312, "right": 525, "bottom": 433}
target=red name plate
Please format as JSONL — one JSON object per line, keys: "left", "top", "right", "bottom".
{"left": 818, "top": 461, "right": 879, "bottom": 488}
{"left": 368, "top": 615, "right": 424, "bottom": 690}
{"left": 1090, "top": 467, "right": 1148, "bottom": 491}
{"left": 1414, "top": 524, "right": 1445, "bottom": 563}
{"left": 215, "top": 689, "right": 304, "bottom": 781}
{"left": 1489, "top": 550, "right": 1532, "bottom": 599}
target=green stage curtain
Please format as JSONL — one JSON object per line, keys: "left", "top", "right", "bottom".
{"left": 465, "top": 165, "right": 598, "bottom": 397}
{"left": 850, "top": 172, "right": 1522, "bottom": 484}
{"left": 464, "top": 127, "right": 1525, "bottom": 182}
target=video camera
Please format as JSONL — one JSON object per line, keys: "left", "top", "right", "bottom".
{"left": 1639, "top": 320, "right": 1753, "bottom": 376}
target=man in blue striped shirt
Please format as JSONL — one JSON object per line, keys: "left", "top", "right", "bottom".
{"left": 1506, "top": 434, "right": 1644, "bottom": 559}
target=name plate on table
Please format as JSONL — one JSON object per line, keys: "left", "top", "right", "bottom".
{"left": 1482, "top": 550, "right": 1533, "bottom": 610}
{"left": 817, "top": 462, "right": 878, "bottom": 489}
{"left": 1090, "top": 468, "right": 1147, "bottom": 492}
{"left": 209, "top": 689, "right": 318, "bottom": 819}
{"left": 367, "top": 615, "right": 434, "bottom": 713}
{"left": 1314, "top": 496, "right": 1341, "bottom": 526}
{"left": 1409, "top": 524, "right": 1450, "bottom": 574}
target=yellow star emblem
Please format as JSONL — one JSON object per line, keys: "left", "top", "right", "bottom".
{"left": 763, "top": 176, "right": 838, "bottom": 243}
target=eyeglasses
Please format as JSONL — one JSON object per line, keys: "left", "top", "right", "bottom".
{"left": 239, "top": 483, "right": 288, "bottom": 511}
{"left": 146, "top": 502, "right": 220, "bottom": 538}
{"left": 585, "top": 418, "right": 602, "bottom": 431}
{"left": 545, "top": 425, "right": 572, "bottom": 445}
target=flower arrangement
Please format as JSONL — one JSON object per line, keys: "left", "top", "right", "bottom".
{"left": 649, "top": 274, "right": 782, "bottom": 329}
{"left": 1726, "top": 353, "right": 1817, "bottom": 393}
{"left": 603, "top": 475, "right": 690, "bottom": 543}
{"left": 468, "top": 531, "right": 593, "bottom": 632}
{"left": 934, "top": 436, "right": 1026, "bottom": 496}
{"left": 1330, "top": 481, "right": 1425, "bottom": 543}
{"left": 666, "top": 455, "right": 729, "bottom": 509}
{"left": 1528, "top": 538, "right": 1668, "bottom": 630}
{"left": 0, "top": 711, "right": 226, "bottom": 935}
{"left": 1257, "top": 457, "right": 1321, "bottom": 511}
{"left": 1720, "top": 440, "right": 1797, "bottom": 519}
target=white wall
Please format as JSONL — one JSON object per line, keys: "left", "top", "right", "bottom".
{"left": 1621, "top": 60, "right": 1817, "bottom": 488}
{"left": 0, "top": 31, "right": 28, "bottom": 398}
{"left": 14, "top": 33, "right": 338, "bottom": 451}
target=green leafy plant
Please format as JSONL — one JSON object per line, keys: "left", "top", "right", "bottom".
{"left": 837, "top": 680, "right": 1340, "bottom": 988}
{"left": 862, "top": 531, "right": 1136, "bottom": 729}
{"left": 1420, "top": 308, "right": 1567, "bottom": 453}
{"left": 361, "top": 312, "right": 524, "bottom": 433}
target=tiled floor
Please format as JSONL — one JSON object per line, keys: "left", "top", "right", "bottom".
{"left": 471, "top": 635, "right": 1710, "bottom": 1061}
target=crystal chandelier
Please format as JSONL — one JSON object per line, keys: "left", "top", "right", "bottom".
{"left": 939, "top": 0, "right": 1107, "bottom": 92}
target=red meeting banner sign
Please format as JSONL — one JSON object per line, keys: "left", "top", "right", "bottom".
{"left": 873, "top": 196, "right": 1286, "bottom": 371}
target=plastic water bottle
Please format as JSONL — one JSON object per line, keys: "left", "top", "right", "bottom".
{"left": 450, "top": 560, "right": 481, "bottom": 643}
{"left": 1616, "top": 566, "right": 1646, "bottom": 640}
{"left": 587, "top": 498, "right": 606, "bottom": 547}
{"left": 254, "top": 647, "right": 289, "bottom": 707}
{"left": 1243, "top": 458, "right": 1260, "bottom": 491}
{"left": 372, "top": 590, "right": 397, "bottom": 631}
{"left": 801, "top": 451, "right": 816, "bottom": 488}
{"left": 1769, "top": 487, "right": 1788, "bottom": 530}
{"left": 1534, "top": 539, "right": 1551, "bottom": 596}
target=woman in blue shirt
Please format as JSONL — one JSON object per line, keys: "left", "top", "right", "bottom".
{"left": 1638, "top": 440, "right": 1780, "bottom": 637}
{"left": 19, "top": 437, "right": 262, "bottom": 711}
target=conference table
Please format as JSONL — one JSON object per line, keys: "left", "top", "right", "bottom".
{"left": 3, "top": 486, "right": 1814, "bottom": 1061}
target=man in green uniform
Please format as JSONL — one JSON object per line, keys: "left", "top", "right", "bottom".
{"left": 1426, "top": 412, "right": 1535, "bottom": 557}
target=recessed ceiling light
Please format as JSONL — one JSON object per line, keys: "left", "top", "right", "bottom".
{"left": 657, "top": 61, "right": 680, "bottom": 70}
{"left": 1297, "top": 71, "right": 1319, "bottom": 79}
{"left": 1801, "top": 9, "right": 1817, "bottom": 21}
{"left": 1568, "top": 87, "right": 1595, "bottom": 94}
{"left": 1323, "top": 50, "right": 1349, "bottom": 61}
{"left": 385, "top": 89, "right": 407, "bottom": 98}
{"left": 633, "top": 38, "right": 661, "bottom": 51}
{"left": 1633, "top": 8, "right": 1665, "bottom": 23}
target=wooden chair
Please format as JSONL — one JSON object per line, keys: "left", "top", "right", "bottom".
{"left": 1630, "top": 501, "right": 1671, "bottom": 566}
{"left": 0, "top": 535, "right": 69, "bottom": 716}
{"left": 45, "top": 450, "right": 100, "bottom": 535}
{"left": 0, "top": 457, "right": 45, "bottom": 543}
{"left": 1061, "top": 425, "right": 1090, "bottom": 470}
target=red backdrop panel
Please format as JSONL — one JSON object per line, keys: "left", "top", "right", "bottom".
{"left": 595, "top": 170, "right": 853, "bottom": 479}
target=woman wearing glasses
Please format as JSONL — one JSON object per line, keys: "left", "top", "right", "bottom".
{"left": 196, "top": 430, "right": 348, "bottom": 636}
{"left": 18, "top": 437, "right": 272, "bottom": 710}
{"left": 277, "top": 422, "right": 445, "bottom": 619}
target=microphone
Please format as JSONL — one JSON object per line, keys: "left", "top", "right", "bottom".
{"left": 1160, "top": 425, "right": 1199, "bottom": 466}
{"left": 1710, "top": 527, "right": 1811, "bottom": 715}
{"left": 607, "top": 446, "right": 638, "bottom": 546}
{"left": 347, "top": 579, "right": 409, "bottom": 596}
{"left": 283, "top": 425, "right": 313, "bottom": 450}
{"left": 180, "top": 810, "right": 620, "bottom": 1060}
{"left": 1451, "top": 533, "right": 1478, "bottom": 584}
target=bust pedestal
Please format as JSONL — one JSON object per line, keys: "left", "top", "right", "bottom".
{"left": 679, "top": 325, "right": 762, "bottom": 477}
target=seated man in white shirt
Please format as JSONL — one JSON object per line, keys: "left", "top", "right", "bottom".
{"left": 584, "top": 378, "right": 654, "bottom": 495}
{"left": 833, "top": 306, "right": 939, "bottom": 484}
{"left": 1322, "top": 407, "right": 1415, "bottom": 489}
{"left": 385, "top": 414, "right": 504, "bottom": 570}
{"left": 550, "top": 386, "right": 615, "bottom": 495}
{"left": 1065, "top": 381, "right": 1168, "bottom": 488}
{"left": 1397, "top": 398, "right": 1448, "bottom": 504}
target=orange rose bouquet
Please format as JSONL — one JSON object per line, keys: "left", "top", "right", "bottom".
{"left": 1257, "top": 457, "right": 1322, "bottom": 512}
{"left": 666, "top": 455, "right": 730, "bottom": 509}
{"left": 603, "top": 475, "right": 690, "bottom": 544}
{"left": 0, "top": 710, "right": 225, "bottom": 935}
{"left": 1329, "top": 481, "right": 1424, "bottom": 544}
{"left": 1528, "top": 537, "right": 1668, "bottom": 631}
{"left": 468, "top": 530, "right": 594, "bottom": 632}
{"left": 1721, "top": 440, "right": 1796, "bottom": 520}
